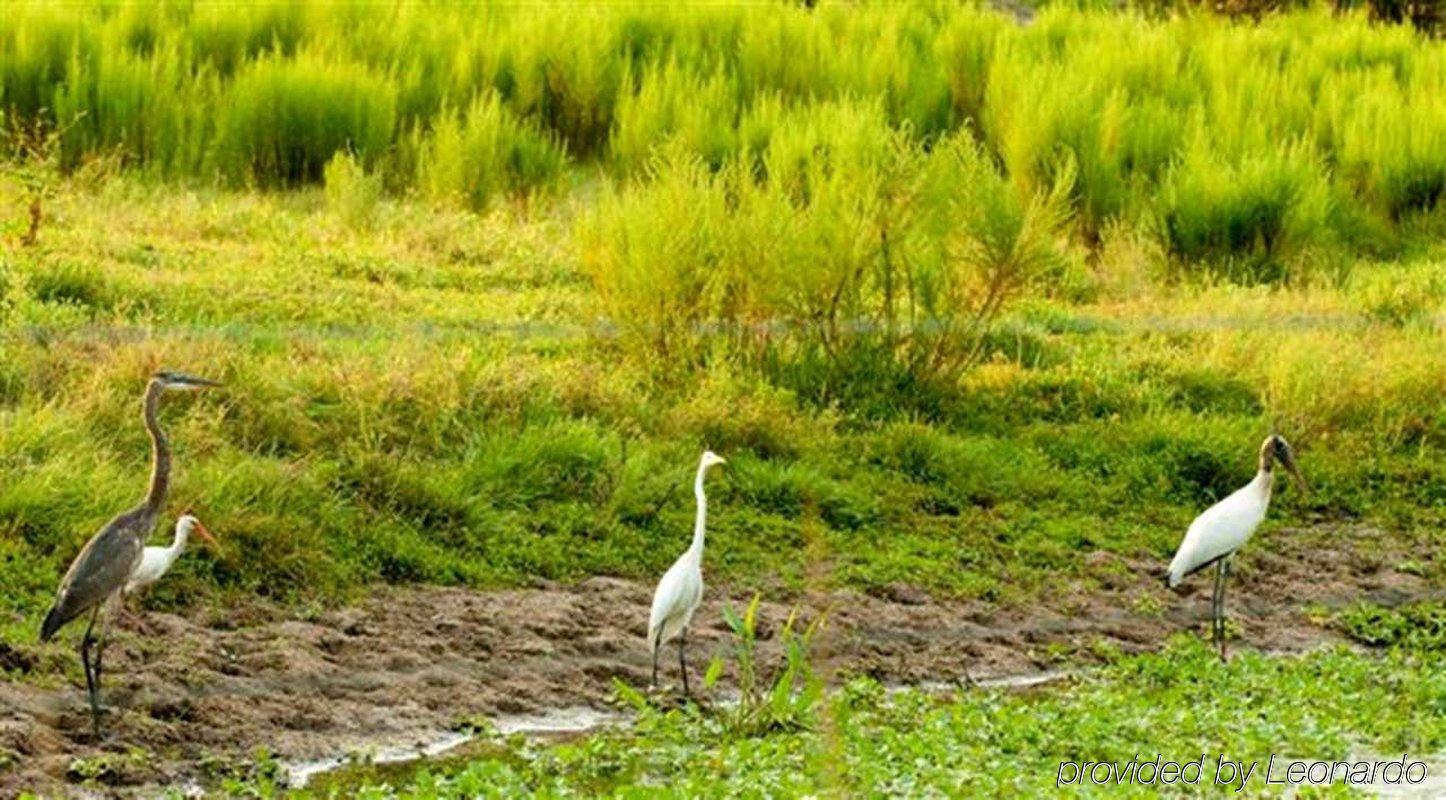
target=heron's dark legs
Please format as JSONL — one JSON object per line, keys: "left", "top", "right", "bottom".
{"left": 93, "top": 595, "right": 118, "bottom": 711}
{"left": 678, "top": 629, "right": 690, "bottom": 698}
{"left": 78, "top": 605, "right": 101, "bottom": 734}
{"left": 80, "top": 606, "right": 98, "bottom": 700}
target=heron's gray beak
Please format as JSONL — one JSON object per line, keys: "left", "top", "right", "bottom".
{"left": 169, "top": 374, "right": 222, "bottom": 390}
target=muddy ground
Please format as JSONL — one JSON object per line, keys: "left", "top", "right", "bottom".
{"left": 0, "top": 525, "right": 1437, "bottom": 797}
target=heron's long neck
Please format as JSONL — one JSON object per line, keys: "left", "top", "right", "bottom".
{"left": 688, "top": 467, "right": 708, "bottom": 558}
{"left": 142, "top": 381, "right": 171, "bottom": 516}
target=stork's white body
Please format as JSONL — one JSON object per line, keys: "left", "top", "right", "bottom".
{"left": 1166, "top": 470, "right": 1273, "bottom": 587}
{"left": 647, "top": 451, "right": 725, "bottom": 692}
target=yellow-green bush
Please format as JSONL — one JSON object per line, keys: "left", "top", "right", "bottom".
{"left": 582, "top": 103, "right": 1071, "bottom": 396}
{"left": 413, "top": 94, "right": 569, "bottom": 210}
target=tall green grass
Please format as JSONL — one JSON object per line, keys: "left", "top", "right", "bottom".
{"left": 0, "top": 177, "right": 1440, "bottom": 629}
{"left": 3, "top": 2, "right": 1444, "bottom": 250}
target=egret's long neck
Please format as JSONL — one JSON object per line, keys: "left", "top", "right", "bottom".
{"left": 688, "top": 465, "right": 708, "bottom": 558}
{"left": 142, "top": 381, "right": 171, "bottom": 518}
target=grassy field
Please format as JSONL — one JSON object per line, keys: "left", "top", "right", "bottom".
{"left": 0, "top": 176, "right": 1441, "bottom": 636}
{"left": 2, "top": 1, "right": 1445, "bottom": 795}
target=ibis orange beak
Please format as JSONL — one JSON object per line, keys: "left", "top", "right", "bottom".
{"left": 192, "top": 519, "right": 220, "bottom": 549}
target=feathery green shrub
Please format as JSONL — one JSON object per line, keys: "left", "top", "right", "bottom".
{"left": 582, "top": 102, "right": 1072, "bottom": 401}
{"left": 414, "top": 94, "right": 569, "bottom": 210}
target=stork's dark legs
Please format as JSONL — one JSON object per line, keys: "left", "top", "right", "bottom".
{"left": 677, "top": 629, "right": 690, "bottom": 698}
{"left": 1209, "top": 561, "right": 1222, "bottom": 654}
{"left": 1218, "top": 560, "right": 1231, "bottom": 663}
{"left": 651, "top": 631, "right": 662, "bottom": 691}
{"left": 1209, "top": 559, "right": 1233, "bottom": 663}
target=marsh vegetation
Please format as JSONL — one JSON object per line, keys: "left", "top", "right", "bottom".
{"left": 1, "top": 1, "right": 1443, "bottom": 795}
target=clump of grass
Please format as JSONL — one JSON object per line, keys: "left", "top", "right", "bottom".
{"left": 1157, "top": 138, "right": 1333, "bottom": 283}
{"left": 323, "top": 151, "right": 381, "bottom": 227}
{"left": 1352, "top": 259, "right": 1446, "bottom": 327}
{"left": 610, "top": 61, "right": 738, "bottom": 173}
{"left": 413, "top": 93, "right": 569, "bottom": 210}
{"left": 212, "top": 52, "right": 396, "bottom": 186}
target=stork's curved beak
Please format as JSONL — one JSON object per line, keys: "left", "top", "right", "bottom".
{"left": 1281, "top": 451, "right": 1308, "bottom": 495}
{"left": 192, "top": 519, "right": 220, "bottom": 549}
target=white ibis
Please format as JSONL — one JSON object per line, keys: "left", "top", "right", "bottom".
{"left": 40, "top": 371, "right": 220, "bottom": 732}
{"left": 125, "top": 514, "right": 220, "bottom": 595}
{"left": 648, "top": 450, "right": 726, "bottom": 696}
{"left": 1165, "top": 434, "right": 1306, "bottom": 661}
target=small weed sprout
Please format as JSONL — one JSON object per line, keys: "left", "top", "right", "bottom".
{"left": 3, "top": 115, "right": 70, "bottom": 247}
{"left": 706, "top": 593, "right": 826, "bottom": 737}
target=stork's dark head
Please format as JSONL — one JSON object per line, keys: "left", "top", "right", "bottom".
{"left": 152, "top": 371, "right": 222, "bottom": 391}
{"left": 1260, "top": 434, "right": 1307, "bottom": 493}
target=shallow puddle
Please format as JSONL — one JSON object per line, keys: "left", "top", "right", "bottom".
{"left": 285, "top": 706, "right": 626, "bottom": 789}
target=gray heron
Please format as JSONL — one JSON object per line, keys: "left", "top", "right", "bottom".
{"left": 40, "top": 371, "right": 220, "bottom": 733}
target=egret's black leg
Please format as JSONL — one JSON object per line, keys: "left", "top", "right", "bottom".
{"left": 678, "top": 629, "right": 690, "bottom": 698}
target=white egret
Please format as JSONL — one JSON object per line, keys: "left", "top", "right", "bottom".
{"left": 125, "top": 514, "right": 220, "bottom": 595}
{"left": 1165, "top": 434, "right": 1306, "bottom": 661}
{"left": 648, "top": 450, "right": 726, "bottom": 696}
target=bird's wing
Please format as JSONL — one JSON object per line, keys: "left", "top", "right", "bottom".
{"left": 1167, "top": 488, "right": 1266, "bottom": 582}
{"left": 45, "top": 513, "right": 146, "bottom": 635}
{"left": 648, "top": 557, "right": 696, "bottom": 648}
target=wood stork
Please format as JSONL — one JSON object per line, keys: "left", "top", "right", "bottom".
{"left": 125, "top": 514, "right": 219, "bottom": 595}
{"left": 648, "top": 450, "right": 726, "bottom": 696}
{"left": 40, "top": 371, "right": 220, "bottom": 733}
{"left": 1165, "top": 434, "right": 1306, "bottom": 661}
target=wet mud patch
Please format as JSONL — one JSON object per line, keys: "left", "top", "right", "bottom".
{"left": 0, "top": 525, "right": 1436, "bottom": 796}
